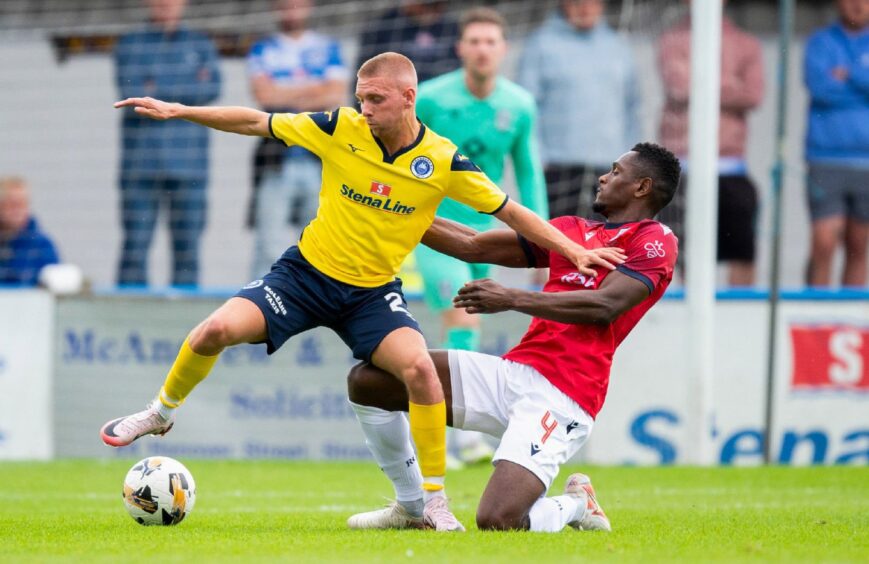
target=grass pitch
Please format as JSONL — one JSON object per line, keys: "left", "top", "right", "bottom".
{"left": 1, "top": 460, "right": 867, "bottom": 563}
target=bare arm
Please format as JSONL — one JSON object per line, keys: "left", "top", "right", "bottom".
{"left": 658, "top": 32, "right": 691, "bottom": 106}
{"left": 113, "top": 97, "right": 271, "bottom": 137}
{"left": 421, "top": 218, "right": 529, "bottom": 267}
{"left": 453, "top": 271, "right": 650, "bottom": 325}
{"left": 720, "top": 38, "right": 764, "bottom": 112}
{"left": 251, "top": 76, "right": 347, "bottom": 112}
{"left": 494, "top": 199, "right": 626, "bottom": 277}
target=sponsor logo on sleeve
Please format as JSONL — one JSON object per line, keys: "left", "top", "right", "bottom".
{"left": 560, "top": 272, "right": 597, "bottom": 288}
{"left": 263, "top": 286, "right": 287, "bottom": 316}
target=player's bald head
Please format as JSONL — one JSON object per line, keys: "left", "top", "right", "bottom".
{"left": 0, "top": 176, "right": 30, "bottom": 233}
{"left": 0, "top": 176, "right": 26, "bottom": 199}
{"left": 357, "top": 52, "right": 418, "bottom": 89}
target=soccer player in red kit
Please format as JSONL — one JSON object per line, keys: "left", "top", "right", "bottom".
{"left": 344, "top": 142, "right": 680, "bottom": 532}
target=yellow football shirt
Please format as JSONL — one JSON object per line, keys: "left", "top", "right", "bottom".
{"left": 269, "top": 108, "right": 508, "bottom": 287}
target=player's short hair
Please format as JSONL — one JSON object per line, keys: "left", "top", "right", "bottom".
{"left": 630, "top": 142, "right": 681, "bottom": 212}
{"left": 357, "top": 52, "right": 418, "bottom": 87}
{"left": 459, "top": 7, "right": 508, "bottom": 38}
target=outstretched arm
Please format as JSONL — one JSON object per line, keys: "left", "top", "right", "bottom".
{"left": 421, "top": 218, "right": 529, "bottom": 267}
{"left": 453, "top": 271, "right": 649, "bottom": 325}
{"left": 494, "top": 200, "right": 626, "bottom": 277}
{"left": 113, "top": 97, "right": 271, "bottom": 137}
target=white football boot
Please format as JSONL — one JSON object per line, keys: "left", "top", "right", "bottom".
{"left": 100, "top": 403, "right": 174, "bottom": 447}
{"left": 564, "top": 473, "right": 612, "bottom": 532}
{"left": 423, "top": 496, "right": 466, "bottom": 532}
{"left": 347, "top": 501, "right": 425, "bottom": 530}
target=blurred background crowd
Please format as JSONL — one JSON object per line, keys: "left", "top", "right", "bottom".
{"left": 0, "top": 0, "right": 866, "bottom": 292}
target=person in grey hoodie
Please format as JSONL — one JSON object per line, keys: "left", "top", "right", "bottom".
{"left": 518, "top": 0, "right": 640, "bottom": 220}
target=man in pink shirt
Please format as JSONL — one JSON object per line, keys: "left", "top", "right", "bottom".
{"left": 658, "top": 2, "right": 764, "bottom": 286}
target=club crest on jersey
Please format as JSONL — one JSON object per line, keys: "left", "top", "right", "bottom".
{"left": 645, "top": 241, "right": 666, "bottom": 258}
{"left": 495, "top": 109, "right": 512, "bottom": 131}
{"left": 410, "top": 156, "right": 434, "bottom": 179}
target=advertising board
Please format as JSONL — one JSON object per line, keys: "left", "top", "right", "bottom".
{"left": 0, "top": 290, "right": 54, "bottom": 460}
{"left": 52, "top": 296, "right": 868, "bottom": 465}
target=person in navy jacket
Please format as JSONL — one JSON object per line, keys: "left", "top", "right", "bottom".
{"left": 0, "top": 177, "right": 59, "bottom": 286}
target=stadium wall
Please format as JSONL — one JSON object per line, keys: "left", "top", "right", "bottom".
{"left": 1, "top": 291, "right": 866, "bottom": 465}
{"left": 0, "top": 290, "right": 54, "bottom": 460}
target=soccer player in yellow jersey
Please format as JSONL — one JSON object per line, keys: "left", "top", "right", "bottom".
{"left": 100, "top": 52, "right": 625, "bottom": 531}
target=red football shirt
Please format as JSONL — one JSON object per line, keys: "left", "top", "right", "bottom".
{"left": 504, "top": 216, "right": 678, "bottom": 418}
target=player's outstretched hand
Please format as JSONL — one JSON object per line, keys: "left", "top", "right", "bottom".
{"left": 453, "top": 278, "right": 514, "bottom": 315}
{"left": 114, "top": 97, "right": 180, "bottom": 120}
{"left": 568, "top": 246, "right": 627, "bottom": 277}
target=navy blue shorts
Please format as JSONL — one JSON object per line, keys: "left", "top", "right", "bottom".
{"left": 235, "top": 246, "right": 421, "bottom": 361}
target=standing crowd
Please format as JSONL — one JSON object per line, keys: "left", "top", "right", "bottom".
{"left": 2, "top": 0, "right": 866, "bottom": 291}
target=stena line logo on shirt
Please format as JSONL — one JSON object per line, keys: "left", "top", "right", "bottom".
{"left": 340, "top": 184, "right": 416, "bottom": 215}
{"left": 370, "top": 181, "right": 391, "bottom": 196}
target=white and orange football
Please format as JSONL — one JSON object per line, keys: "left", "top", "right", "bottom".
{"left": 122, "top": 456, "right": 196, "bottom": 526}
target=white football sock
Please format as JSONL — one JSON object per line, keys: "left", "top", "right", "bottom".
{"left": 527, "top": 495, "right": 583, "bottom": 532}
{"left": 350, "top": 401, "right": 424, "bottom": 517}
{"left": 151, "top": 396, "right": 175, "bottom": 421}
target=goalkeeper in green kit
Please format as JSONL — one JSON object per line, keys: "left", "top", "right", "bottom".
{"left": 415, "top": 7, "right": 548, "bottom": 465}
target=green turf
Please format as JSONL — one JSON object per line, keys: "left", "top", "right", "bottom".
{"left": 1, "top": 461, "right": 867, "bottom": 563}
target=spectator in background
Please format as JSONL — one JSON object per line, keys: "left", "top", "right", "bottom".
{"left": 803, "top": 0, "right": 869, "bottom": 288}
{"left": 114, "top": 0, "right": 221, "bottom": 287}
{"left": 658, "top": 1, "right": 764, "bottom": 287}
{"left": 0, "top": 176, "right": 59, "bottom": 286}
{"left": 518, "top": 0, "right": 641, "bottom": 219}
{"left": 357, "top": 0, "right": 460, "bottom": 84}
{"left": 246, "top": 0, "right": 348, "bottom": 278}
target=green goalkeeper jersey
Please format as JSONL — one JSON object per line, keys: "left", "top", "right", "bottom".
{"left": 416, "top": 69, "right": 548, "bottom": 229}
